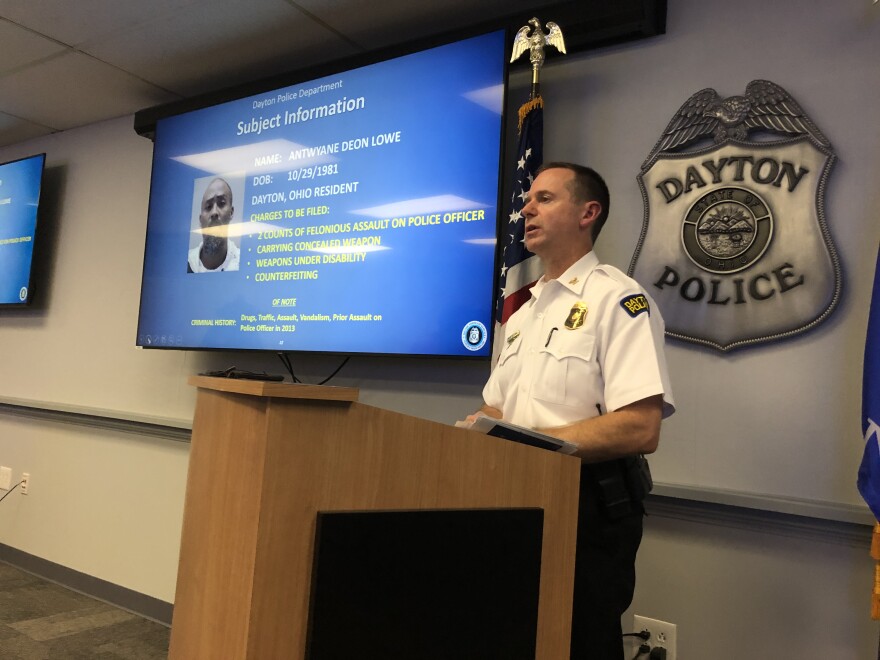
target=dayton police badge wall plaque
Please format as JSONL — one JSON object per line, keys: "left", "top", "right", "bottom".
{"left": 629, "top": 80, "right": 841, "bottom": 351}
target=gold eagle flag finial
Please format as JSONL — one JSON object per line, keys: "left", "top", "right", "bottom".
{"left": 510, "top": 18, "right": 566, "bottom": 100}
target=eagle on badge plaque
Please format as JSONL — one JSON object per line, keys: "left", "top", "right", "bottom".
{"left": 629, "top": 80, "right": 841, "bottom": 352}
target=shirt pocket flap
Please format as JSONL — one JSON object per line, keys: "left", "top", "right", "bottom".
{"left": 543, "top": 330, "right": 596, "bottom": 363}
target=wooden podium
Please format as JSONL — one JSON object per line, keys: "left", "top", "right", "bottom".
{"left": 169, "top": 376, "right": 581, "bottom": 660}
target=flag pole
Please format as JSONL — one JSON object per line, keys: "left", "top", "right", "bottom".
{"left": 492, "top": 19, "right": 566, "bottom": 367}
{"left": 872, "top": 523, "right": 880, "bottom": 620}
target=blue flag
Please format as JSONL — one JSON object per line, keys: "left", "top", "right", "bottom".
{"left": 858, "top": 246, "right": 880, "bottom": 520}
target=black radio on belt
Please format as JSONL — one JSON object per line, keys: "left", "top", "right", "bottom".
{"left": 585, "top": 455, "right": 653, "bottom": 520}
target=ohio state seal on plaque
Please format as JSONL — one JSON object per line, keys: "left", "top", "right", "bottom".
{"left": 629, "top": 80, "right": 841, "bottom": 351}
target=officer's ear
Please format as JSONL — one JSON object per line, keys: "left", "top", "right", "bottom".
{"left": 579, "top": 200, "right": 602, "bottom": 230}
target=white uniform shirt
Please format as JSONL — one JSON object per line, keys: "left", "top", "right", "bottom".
{"left": 483, "top": 251, "right": 675, "bottom": 430}
{"left": 188, "top": 239, "right": 240, "bottom": 273}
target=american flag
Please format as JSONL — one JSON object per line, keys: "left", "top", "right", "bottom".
{"left": 492, "top": 97, "right": 545, "bottom": 367}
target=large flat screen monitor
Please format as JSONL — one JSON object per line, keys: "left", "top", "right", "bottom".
{"left": 0, "top": 153, "right": 46, "bottom": 307}
{"left": 137, "top": 30, "right": 507, "bottom": 357}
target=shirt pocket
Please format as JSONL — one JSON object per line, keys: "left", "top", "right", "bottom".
{"left": 533, "top": 331, "right": 598, "bottom": 406}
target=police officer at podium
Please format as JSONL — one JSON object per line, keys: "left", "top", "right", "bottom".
{"left": 470, "top": 162, "right": 675, "bottom": 660}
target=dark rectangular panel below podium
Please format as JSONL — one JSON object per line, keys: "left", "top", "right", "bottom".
{"left": 305, "top": 509, "right": 544, "bottom": 660}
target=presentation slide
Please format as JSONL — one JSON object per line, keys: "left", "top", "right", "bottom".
{"left": 0, "top": 154, "right": 45, "bottom": 306}
{"left": 137, "top": 30, "right": 506, "bottom": 357}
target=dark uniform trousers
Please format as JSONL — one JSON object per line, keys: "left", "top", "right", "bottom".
{"left": 569, "top": 463, "right": 644, "bottom": 660}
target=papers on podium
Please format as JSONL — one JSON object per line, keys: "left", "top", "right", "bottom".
{"left": 458, "top": 413, "right": 579, "bottom": 455}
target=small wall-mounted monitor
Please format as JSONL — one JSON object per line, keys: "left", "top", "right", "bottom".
{"left": 0, "top": 153, "right": 46, "bottom": 306}
{"left": 136, "top": 29, "right": 507, "bottom": 358}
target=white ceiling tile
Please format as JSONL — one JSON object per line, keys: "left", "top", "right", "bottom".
{"left": 0, "top": 52, "right": 178, "bottom": 130}
{"left": 0, "top": 18, "right": 67, "bottom": 74}
{"left": 0, "top": 111, "right": 53, "bottom": 147}
{"left": 82, "top": 0, "right": 359, "bottom": 96}
{"left": 0, "top": 0, "right": 200, "bottom": 46}
{"left": 0, "top": 0, "right": 571, "bottom": 147}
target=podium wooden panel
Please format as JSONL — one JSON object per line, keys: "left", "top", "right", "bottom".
{"left": 169, "top": 376, "right": 580, "bottom": 660}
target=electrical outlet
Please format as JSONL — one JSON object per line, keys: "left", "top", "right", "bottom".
{"left": 20, "top": 473, "right": 29, "bottom": 495}
{"left": 0, "top": 467, "right": 11, "bottom": 490}
{"left": 633, "top": 615, "right": 677, "bottom": 660}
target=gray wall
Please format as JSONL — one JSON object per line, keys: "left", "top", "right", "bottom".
{"left": 0, "top": 0, "right": 878, "bottom": 656}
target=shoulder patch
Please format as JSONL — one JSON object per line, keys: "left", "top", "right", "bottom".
{"left": 620, "top": 294, "right": 650, "bottom": 318}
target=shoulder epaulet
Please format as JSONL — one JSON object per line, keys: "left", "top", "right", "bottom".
{"left": 595, "top": 263, "right": 634, "bottom": 285}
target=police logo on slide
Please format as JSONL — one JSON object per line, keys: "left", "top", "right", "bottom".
{"left": 461, "top": 321, "right": 487, "bottom": 351}
{"left": 18, "top": 287, "right": 27, "bottom": 302}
